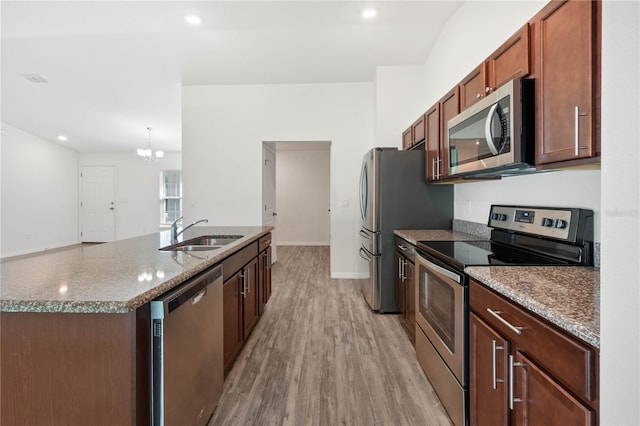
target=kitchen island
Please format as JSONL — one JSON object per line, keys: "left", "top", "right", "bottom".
{"left": 0, "top": 226, "right": 272, "bottom": 426}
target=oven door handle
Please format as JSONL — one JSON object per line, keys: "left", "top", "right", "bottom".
{"left": 420, "top": 255, "right": 461, "bottom": 284}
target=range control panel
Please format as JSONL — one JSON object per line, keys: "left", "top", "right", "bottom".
{"left": 488, "top": 205, "right": 575, "bottom": 241}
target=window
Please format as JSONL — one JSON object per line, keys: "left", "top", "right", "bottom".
{"left": 160, "top": 170, "right": 182, "bottom": 225}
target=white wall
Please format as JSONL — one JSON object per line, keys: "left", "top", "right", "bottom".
{"left": 182, "top": 83, "right": 373, "bottom": 278}
{"left": 374, "top": 65, "right": 426, "bottom": 147}
{"left": 275, "top": 146, "right": 331, "bottom": 246}
{"left": 600, "top": 1, "right": 640, "bottom": 424}
{"left": 79, "top": 151, "right": 181, "bottom": 241}
{"left": 1, "top": 123, "right": 79, "bottom": 257}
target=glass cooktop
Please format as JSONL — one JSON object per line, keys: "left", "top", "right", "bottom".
{"left": 417, "top": 240, "right": 568, "bottom": 270}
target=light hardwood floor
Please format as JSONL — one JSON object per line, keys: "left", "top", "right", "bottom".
{"left": 209, "top": 246, "right": 452, "bottom": 426}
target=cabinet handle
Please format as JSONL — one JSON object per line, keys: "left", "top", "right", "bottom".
{"left": 247, "top": 269, "right": 250, "bottom": 294}
{"left": 476, "top": 93, "right": 482, "bottom": 99}
{"left": 436, "top": 158, "right": 441, "bottom": 179}
{"left": 397, "top": 245, "right": 407, "bottom": 251}
{"left": 492, "top": 340, "right": 504, "bottom": 390}
{"left": 401, "top": 259, "right": 406, "bottom": 281}
{"left": 486, "top": 308, "right": 522, "bottom": 335}
{"left": 574, "top": 106, "right": 588, "bottom": 156}
{"left": 432, "top": 158, "right": 435, "bottom": 179}
{"left": 508, "top": 355, "right": 525, "bottom": 410}
{"left": 240, "top": 271, "right": 246, "bottom": 299}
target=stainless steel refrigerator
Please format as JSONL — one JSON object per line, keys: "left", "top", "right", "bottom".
{"left": 358, "top": 147, "right": 453, "bottom": 312}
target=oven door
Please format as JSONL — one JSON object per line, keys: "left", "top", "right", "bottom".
{"left": 415, "top": 251, "right": 466, "bottom": 385}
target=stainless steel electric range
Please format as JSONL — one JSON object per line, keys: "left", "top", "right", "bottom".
{"left": 413, "top": 205, "right": 594, "bottom": 426}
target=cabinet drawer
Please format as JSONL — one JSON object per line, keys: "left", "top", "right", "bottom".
{"left": 470, "top": 279, "right": 597, "bottom": 403}
{"left": 222, "top": 241, "right": 258, "bottom": 280}
{"left": 258, "top": 232, "right": 272, "bottom": 253}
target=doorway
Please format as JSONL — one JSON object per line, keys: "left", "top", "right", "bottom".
{"left": 262, "top": 141, "right": 331, "bottom": 261}
{"left": 80, "top": 166, "right": 115, "bottom": 242}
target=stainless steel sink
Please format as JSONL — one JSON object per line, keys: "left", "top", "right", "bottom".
{"left": 170, "top": 245, "right": 225, "bottom": 252}
{"left": 160, "top": 234, "right": 244, "bottom": 252}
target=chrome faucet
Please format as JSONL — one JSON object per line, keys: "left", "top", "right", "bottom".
{"left": 171, "top": 216, "right": 208, "bottom": 243}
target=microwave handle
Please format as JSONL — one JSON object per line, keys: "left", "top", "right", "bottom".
{"left": 484, "top": 103, "right": 501, "bottom": 155}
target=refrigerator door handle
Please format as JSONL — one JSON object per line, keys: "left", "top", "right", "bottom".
{"left": 359, "top": 247, "right": 372, "bottom": 262}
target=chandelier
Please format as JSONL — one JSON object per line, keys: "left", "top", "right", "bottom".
{"left": 137, "top": 127, "right": 164, "bottom": 161}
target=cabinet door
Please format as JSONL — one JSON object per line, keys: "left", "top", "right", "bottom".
{"left": 412, "top": 114, "right": 426, "bottom": 146}
{"left": 402, "top": 127, "right": 413, "bottom": 150}
{"left": 487, "top": 23, "right": 530, "bottom": 93}
{"left": 460, "top": 63, "right": 487, "bottom": 110}
{"left": 223, "top": 272, "right": 243, "bottom": 371}
{"left": 394, "top": 252, "right": 405, "bottom": 314}
{"left": 439, "top": 87, "right": 460, "bottom": 179}
{"left": 425, "top": 103, "right": 440, "bottom": 181}
{"left": 535, "top": 0, "right": 598, "bottom": 164}
{"left": 265, "top": 246, "right": 272, "bottom": 305}
{"left": 242, "top": 257, "right": 260, "bottom": 338}
{"left": 404, "top": 260, "right": 415, "bottom": 344}
{"left": 470, "top": 313, "right": 509, "bottom": 426}
{"left": 512, "top": 351, "right": 594, "bottom": 426}
{"left": 258, "top": 249, "right": 267, "bottom": 315}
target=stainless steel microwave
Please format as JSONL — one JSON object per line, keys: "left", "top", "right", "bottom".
{"left": 447, "top": 78, "right": 535, "bottom": 177}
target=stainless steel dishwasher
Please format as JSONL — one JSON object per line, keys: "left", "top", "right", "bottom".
{"left": 151, "top": 264, "right": 223, "bottom": 426}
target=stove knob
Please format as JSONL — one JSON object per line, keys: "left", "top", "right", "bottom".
{"left": 498, "top": 214, "right": 508, "bottom": 221}
{"left": 542, "top": 218, "right": 554, "bottom": 227}
{"left": 491, "top": 213, "right": 499, "bottom": 221}
{"left": 555, "top": 219, "right": 568, "bottom": 229}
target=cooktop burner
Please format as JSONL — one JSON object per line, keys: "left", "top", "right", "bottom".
{"left": 417, "top": 240, "right": 569, "bottom": 270}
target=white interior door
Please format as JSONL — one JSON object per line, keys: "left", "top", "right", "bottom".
{"left": 81, "top": 166, "right": 115, "bottom": 242}
{"left": 262, "top": 144, "right": 277, "bottom": 263}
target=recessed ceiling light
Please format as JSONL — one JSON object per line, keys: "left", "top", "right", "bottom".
{"left": 184, "top": 15, "right": 202, "bottom": 25}
{"left": 57, "top": 135, "right": 68, "bottom": 142}
{"left": 362, "top": 8, "right": 377, "bottom": 19}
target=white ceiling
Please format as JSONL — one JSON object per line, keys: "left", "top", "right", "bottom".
{"left": 1, "top": 1, "right": 462, "bottom": 153}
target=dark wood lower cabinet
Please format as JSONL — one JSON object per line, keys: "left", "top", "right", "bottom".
{"left": 469, "top": 279, "right": 598, "bottom": 426}
{"left": 394, "top": 241, "right": 415, "bottom": 345}
{"left": 512, "top": 352, "right": 594, "bottom": 426}
{"left": 242, "top": 257, "right": 259, "bottom": 337}
{"left": 470, "top": 313, "right": 509, "bottom": 426}
{"left": 223, "top": 236, "right": 272, "bottom": 375}
{"left": 0, "top": 309, "right": 150, "bottom": 426}
{"left": 223, "top": 270, "right": 244, "bottom": 373}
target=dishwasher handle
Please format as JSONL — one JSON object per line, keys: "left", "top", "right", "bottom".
{"left": 151, "top": 264, "right": 223, "bottom": 319}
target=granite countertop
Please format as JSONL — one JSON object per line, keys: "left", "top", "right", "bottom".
{"left": 0, "top": 226, "right": 273, "bottom": 314}
{"left": 394, "top": 229, "right": 485, "bottom": 245}
{"left": 466, "top": 266, "right": 600, "bottom": 348}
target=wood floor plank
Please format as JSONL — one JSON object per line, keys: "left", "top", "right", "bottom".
{"left": 209, "top": 246, "right": 452, "bottom": 426}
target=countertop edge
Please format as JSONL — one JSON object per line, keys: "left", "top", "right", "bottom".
{"left": 1, "top": 227, "right": 273, "bottom": 314}
{"left": 466, "top": 267, "right": 600, "bottom": 349}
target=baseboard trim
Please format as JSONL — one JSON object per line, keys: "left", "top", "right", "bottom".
{"left": 331, "top": 272, "right": 369, "bottom": 279}
{"left": 277, "top": 241, "right": 330, "bottom": 246}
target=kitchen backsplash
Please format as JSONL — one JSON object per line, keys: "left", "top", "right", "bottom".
{"left": 453, "top": 219, "right": 600, "bottom": 267}
{"left": 452, "top": 219, "right": 491, "bottom": 239}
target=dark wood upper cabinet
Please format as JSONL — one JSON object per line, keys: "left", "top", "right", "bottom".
{"left": 402, "top": 127, "right": 413, "bottom": 150}
{"left": 425, "top": 103, "right": 441, "bottom": 181}
{"left": 439, "top": 87, "right": 460, "bottom": 180}
{"left": 460, "top": 24, "right": 530, "bottom": 111}
{"left": 460, "top": 63, "right": 487, "bottom": 110}
{"left": 487, "top": 23, "right": 530, "bottom": 94}
{"left": 412, "top": 114, "right": 426, "bottom": 146}
{"left": 534, "top": 0, "right": 600, "bottom": 166}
